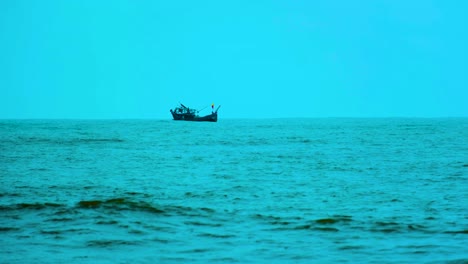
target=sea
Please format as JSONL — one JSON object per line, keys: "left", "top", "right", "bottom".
{"left": 0, "top": 118, "right": 467, "bottom": 263}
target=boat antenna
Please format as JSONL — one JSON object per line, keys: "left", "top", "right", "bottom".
{"left": 179, "top": 102, "right": 188, "bottom": 109}
{"left": 198, "top": 104, "right": 209, "bottom": 112}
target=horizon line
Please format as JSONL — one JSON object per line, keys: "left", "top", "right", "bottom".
{"left": 1, "top": 116, "right": 467, "bottom": 120}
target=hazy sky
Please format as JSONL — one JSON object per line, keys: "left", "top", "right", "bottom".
{"left": 1, "top": 0, "right": 467, "bottom": 118}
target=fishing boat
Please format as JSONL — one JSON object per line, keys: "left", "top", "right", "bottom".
{"left": 170, "top": 103, "right": 221, "bottom": 122}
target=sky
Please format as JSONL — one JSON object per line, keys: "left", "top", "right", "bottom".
{"left": 0, "top": 0, "right": 467, "bottom": 118}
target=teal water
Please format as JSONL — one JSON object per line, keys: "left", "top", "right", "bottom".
{"left": 1, "top": 118, "right": 467, "bottom": 263}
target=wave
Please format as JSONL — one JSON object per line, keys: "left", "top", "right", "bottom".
{"left": 13, "top": 136, "right": 125, "bottom": 145}
{"left": 445, "top": 230, "right": 468, "bottom": 234}
{"left": 0, "top": 198, "right": 217, "bottom": 219}
{"left": 75, "top": 198, "right": 218, "bottom": 219}
{"left": 2, "top": 198, "right": 465, "bottom": 238}
{"left": 252, "top": 214, "right": 461, "bottom": 235}
{"left": 0, "top": 227, "right": 20, "bottom": 232}
{"left": 0, "top": 202, "right": 63, "bottom": 211}
{"left": 198, "top": 232, "right": 236, "bottom": 239}
{"left": 87, "top": 239, "right": 142, "bottom": 247}
{"left": 77, "top": 198, "right": 165, "bottom": 214}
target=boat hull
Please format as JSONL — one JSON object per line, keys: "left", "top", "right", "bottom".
{"left": 171, "top": 111, "right": 218, "bottom": 122}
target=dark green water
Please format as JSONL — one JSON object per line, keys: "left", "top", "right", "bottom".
{"left": 1, "top": 118, "right": 467, "bottom": 263}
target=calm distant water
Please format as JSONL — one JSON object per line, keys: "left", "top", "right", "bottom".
{"left": 1, "top": 118, "right": 467, "bottom": 263}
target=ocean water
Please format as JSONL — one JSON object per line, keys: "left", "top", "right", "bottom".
{"left": 0, "top": 118, "right": 467, "bottom": 263}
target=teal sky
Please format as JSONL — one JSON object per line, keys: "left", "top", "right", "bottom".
{"left": 1, "top": 0, "right": 467, "bottom": 118}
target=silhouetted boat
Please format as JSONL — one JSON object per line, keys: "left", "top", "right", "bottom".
{"left": 170, "top": 103, "right": 220, "bottom": 122}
